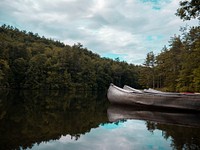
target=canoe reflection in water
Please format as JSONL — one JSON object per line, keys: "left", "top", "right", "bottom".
{"left": 107, "top": 104, "right": 200, "bottom": 127}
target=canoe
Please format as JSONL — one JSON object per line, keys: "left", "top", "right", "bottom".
{"left": 123, "top": 85, "right": 143, "bottom": 93}
{"left": 123, "top": 85, "right": 194, "bottom": 95}
{"left": 107, "top": 83, "right": 200, "bottom": 111}
{"left": 107, "top": 104, "right": 200, "bottom": 127}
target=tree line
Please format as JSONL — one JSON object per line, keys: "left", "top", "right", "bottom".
{"left": 140, "top": 27, "right": 200, "bottom": 92}
{"left": 0, "top": 0, "right": 199, "bottom": 92}
{"left": 0, "top": 25, "right": 140, "bottom": 90}
{"left": 139, "top": 0, "right": 200, "bottom": 92}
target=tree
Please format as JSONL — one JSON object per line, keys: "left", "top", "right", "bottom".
{"left": 155, "top": 46, "right": 169, "bottom": 88}
{"left": 0, "top": 59, "right": 10, "bottom": 87}
{"left": 24, "top": 54, "right": 48, "bottom": 89}
{"left": 177, "top": 27, "right": 200, "bottom": 92}
{"left": 142, "top": 51, "right": 156, "bottom": 88}
{"left": 193, "top": 67, "right": 200, "bottom": 91}
{"left": 176, "top": 0, "right": 200, "bottom": 20}
{"left": 11, "top": 58, "right": 27, "bottom": 88}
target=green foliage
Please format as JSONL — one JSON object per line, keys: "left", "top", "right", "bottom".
{"left": 140, "top": 27, "right": 200, "bottom": 92}
{"left": 3, "top": 22, "right": 199, "bottom": 92}
{"left": 176, "top": 0, "right": 200, "bottom": 20}
{"left": 141, "top": 51, "right": 156, "bottom": 88}
{"left": 0, "top": 59, "right": 10, "bottom": 87}
{"left": 0, "top": 24, "right": 140, "bottom": 90}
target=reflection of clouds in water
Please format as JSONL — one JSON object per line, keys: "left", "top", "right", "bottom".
{"left": 59, "top": 135, "right": 77, "bottom": 143}
{"left": 28, "top": 120, "right": 171, "bottom": 150}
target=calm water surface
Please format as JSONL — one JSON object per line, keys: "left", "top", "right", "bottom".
{"left": 0, "top": 90, "right": 200, "bottom": 150}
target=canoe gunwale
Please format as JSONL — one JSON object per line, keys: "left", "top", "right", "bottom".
{"left": 123, "top": 84, "right": 200, "bottom": 98}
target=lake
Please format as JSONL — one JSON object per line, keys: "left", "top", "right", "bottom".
{"left": 0, "top": 90, "right": 200, "bottom": 150}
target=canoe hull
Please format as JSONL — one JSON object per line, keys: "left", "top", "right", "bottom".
{"left": 107, "top": 84, "right": 200, "bottom": 111}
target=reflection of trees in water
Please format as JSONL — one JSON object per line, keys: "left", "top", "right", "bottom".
{"left": 146, "top": 121, "right": 200, "bottom": 150}
{"left": 145, "top": 121, "right": 156, "bottom": 133}
{"left": 0, "top": 90, "right": 109, "bottom": 150}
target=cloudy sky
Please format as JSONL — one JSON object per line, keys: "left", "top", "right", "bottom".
{"left": 0, "top": 0, "right": 198, "bottom": 64}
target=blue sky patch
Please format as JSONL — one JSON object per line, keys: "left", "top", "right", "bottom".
{"left": 102, "top": 53, "right": 127, "bottom": 61}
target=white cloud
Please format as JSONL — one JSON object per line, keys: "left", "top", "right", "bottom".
{"left": 0, "top": 0, "right": 199, "bottom": 64}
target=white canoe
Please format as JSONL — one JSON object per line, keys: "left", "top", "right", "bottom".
{"left": 107, "top": 83, "right": 200, "bottom": 111}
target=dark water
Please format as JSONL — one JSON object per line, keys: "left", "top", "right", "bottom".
{"left": 0, "top": 90, "right": 200, "bottom": 150}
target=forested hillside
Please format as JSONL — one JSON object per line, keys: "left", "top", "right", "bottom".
{"left": 0, "top": 25, "right": 140, "bottom": 90}
{"left": 0, "top": 1, "right": 199, "bottom": 92}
